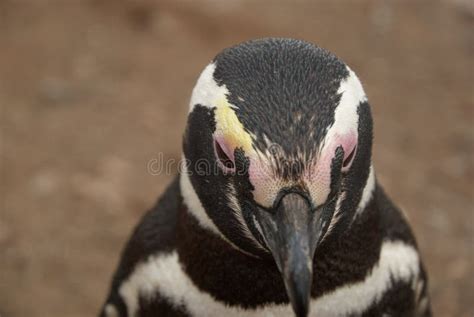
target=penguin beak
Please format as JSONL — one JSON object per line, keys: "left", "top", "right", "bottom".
{"left": 255, "top": 192, "right": 321, "bottom": 317}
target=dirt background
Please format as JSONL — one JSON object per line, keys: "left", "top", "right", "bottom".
{"left": 1, "top": 0, "right": 473, "bottom": 316}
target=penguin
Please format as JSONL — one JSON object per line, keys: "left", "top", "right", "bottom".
{"left": 99, "top": 38, "right": 432, "bottom": 317}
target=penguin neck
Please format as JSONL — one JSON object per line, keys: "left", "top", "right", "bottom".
{"left": 176, "top": 204, "right": 289, "bottom": 306}
{"left": 176, "top": 181, "right": 383, "bottom": 307}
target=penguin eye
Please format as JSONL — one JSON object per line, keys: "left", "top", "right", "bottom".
{"left": 342, "top": 144, "right": 357, "bottom": 172}
{"left": 214, "top": 138, "right": 236, "bottom": 172}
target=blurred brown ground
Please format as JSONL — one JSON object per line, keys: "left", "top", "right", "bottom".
{"left": 0, "top": 0, "right": 473, "bottom": 316}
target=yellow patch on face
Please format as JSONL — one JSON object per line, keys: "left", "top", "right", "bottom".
{"left": 214, "top": 96, "right": 253, "bottom": 153}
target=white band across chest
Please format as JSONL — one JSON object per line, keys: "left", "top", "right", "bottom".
{"left": 116, "top": 241, "right": 419, "bottom": 317}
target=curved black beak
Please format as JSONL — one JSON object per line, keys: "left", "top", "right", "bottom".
{"left": 255, "top": 192, "right": 321, "bottom": 317}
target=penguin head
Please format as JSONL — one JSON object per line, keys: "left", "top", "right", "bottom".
{"left": 181, "top": 38, "right": 374, "bottom": 317}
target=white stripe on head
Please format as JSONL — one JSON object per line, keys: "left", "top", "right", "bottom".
{"left": 328, "top": 66, "right": 367, "bottom": 138}
{"left": 321, "top": 66, "right": 367, "bottom": 156}
{"left": 306, "top": 67, "right": 368, "bottom": 206}
{"left": 329, "top": 68, "right": 375, "bottom": 220}
{"left": 118, "top": 240, "right": 420, "bottom": 317}
{"left": 189, "top": 63, "right": 229, "bottom": 112}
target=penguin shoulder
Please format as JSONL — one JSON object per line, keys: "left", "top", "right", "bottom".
{"left": 100, "top": 176, "right": 183, "bottom": 317}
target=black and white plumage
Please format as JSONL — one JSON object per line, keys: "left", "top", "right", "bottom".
{"left": 99, "top": 38, "right": 431, "bottom": 317}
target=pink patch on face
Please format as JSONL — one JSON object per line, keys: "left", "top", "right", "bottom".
{"left": 304, "top": 131, "right": 358, "bottom": 205}
{"left": 235, "top": 131, "right": 358, "bottom": 208}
